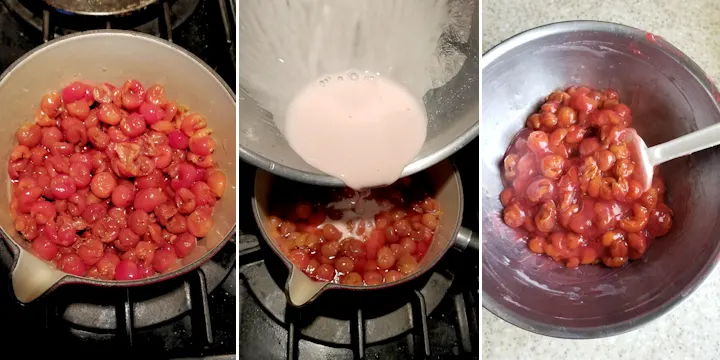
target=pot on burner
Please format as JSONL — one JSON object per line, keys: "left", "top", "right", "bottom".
{"left": 252, "top": 159, "right": 479, "bottom": 307}
{"left": 0, "top": 30, "right": 236, "bottom": 303}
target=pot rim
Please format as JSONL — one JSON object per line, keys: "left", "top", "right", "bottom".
{"left": 239, "top": 126, "right": 479, "bottom": 188}
{"left": 481, "top": 20, "right": 720, "bottom": 339}
{"left": 250, "top": 159, "right": 465, "bottom": 298}
{"left": 1, "top": 29, "right": 237, "bottom": 289}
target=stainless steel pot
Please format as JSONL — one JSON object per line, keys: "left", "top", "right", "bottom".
{"left": 252, "top": 159, "right": 478, "bottom": 306}
{"left": 238, "top": 1, "right": 480, "bottom": 187}
{"left": 0, "top": 30, "right": 237, "bottom": 303}
{"left": 482, "top": 21, "right": 720, "bottom": 338}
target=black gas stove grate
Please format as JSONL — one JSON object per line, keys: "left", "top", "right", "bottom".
{"left": 3, "top": 0, "right": 225, "bottom": 43}
{"left": 284, "top": 289, "right": 478, "bottom": 360}
{"left": 236, "top": 237, "right": 479, "bottom": 360}
{"left": 112, "top": 270, "right": 213, "bottom": 347}
{"left": 0, "top": 0, "right": 237, "bottom": 91}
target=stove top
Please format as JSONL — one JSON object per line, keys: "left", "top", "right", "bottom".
{"left": 237, "top": 139, "right": 479, "bottom": 360}
{"left": 0, "top": 0, "right": 236, "bottom": 90}
{"left": 0, "top": 0, "right": 237, "bottom": 357}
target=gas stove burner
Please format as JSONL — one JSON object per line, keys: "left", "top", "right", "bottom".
{"left": 2, "top": 0, "right": 199, "bottom": 39}
{"left": 239, "top": 236, "right": 453, "bottom": 346}
{"left": 45, "top": 0, "right": 157, "bottom": 16}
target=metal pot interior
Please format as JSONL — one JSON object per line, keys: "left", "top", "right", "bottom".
{"left": 482, "top": 21, "right": 720, "bottom": 337}
{"left": 252, "top": 160, "right": 464, "bottom": 300}
{"left": 0, "top": 30, "right": 237, "bottom": 299}
{"left": 238, "top": 1, "right": 480, "bottom": 186}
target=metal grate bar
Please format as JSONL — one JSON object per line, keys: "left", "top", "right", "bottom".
{"left": 42, "top": 9, "right": 51, "bottom": 42}
{"left": 411, "top": 290, "right": 430, "bottom": 359}
{"left": 116, "top": 288, "right": 134, "bottom": 346}
{"left": 453, "top": 293, "right": 473, "bottom": 354}
{"left": 351, "top": 307, "right": 366, "bottom": 360}
{"left": 217, "top": 0, "right": 235, "bottom": 66}
{"left": 190, "top": 269, "right": 213, "bottom": 345}
{"left": 160, "top": 0, "right": 173, "bottom": 42}
{"left": 466, "top": 291, "right": 479, "bottom": 353}
{"left": 286, "top": 306, "right": 299, "bottom": 360}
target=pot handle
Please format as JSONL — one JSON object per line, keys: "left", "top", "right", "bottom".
{"left": 11, "top": 250, "right": 66, "bottom": 303}
{"left": 285, "top": 266, "right": 328, "bottom": 307}
{"left": 453, "top": 226, "right": 479, "bottom": 252}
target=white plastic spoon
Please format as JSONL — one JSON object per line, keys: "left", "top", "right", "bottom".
{"left": 626, "top": 123, "right": 720, "bottom": 191}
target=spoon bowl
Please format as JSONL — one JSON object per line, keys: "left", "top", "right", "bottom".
{"left": 624, "top": 128, "right": 653, "bottom": 191}
{"left": 625, "top": 118, "right": 720, "bottom": 192}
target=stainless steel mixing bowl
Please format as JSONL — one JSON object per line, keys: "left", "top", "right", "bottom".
{"left": 482, "top": 20, "right": 720, "bottom": 338}
{"left": 238, "top": 1, "right": 479, "bottom": 186}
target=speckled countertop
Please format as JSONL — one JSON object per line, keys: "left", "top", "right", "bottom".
{"left": 482, "top": 1, "right": 720, "bottom": 359}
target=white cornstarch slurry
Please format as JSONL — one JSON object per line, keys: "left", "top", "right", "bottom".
{"left": 239, "top": 0, "right": 455, "bottom": 189}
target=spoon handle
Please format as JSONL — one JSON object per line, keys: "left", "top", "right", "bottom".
{"left": 647, "top": 122, "right": 720, "bottom": 165}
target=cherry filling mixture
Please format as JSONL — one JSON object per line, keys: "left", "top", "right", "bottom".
{"left": 9, "top": 80, "right": 228, "bottom": 280}
{"left": 500, "top": 86, "right": 674, "bottom": 268}
{"left": 266, "top": 175, "right": 442, "bottom": 286}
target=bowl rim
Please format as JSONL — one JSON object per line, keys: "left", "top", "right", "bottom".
{"left": 481, "top": 19, "right": 720, "bottom": 339}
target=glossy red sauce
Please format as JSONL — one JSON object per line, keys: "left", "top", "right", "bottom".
{"left": 500, "top": 86, "right": 673, "bottom": 268}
